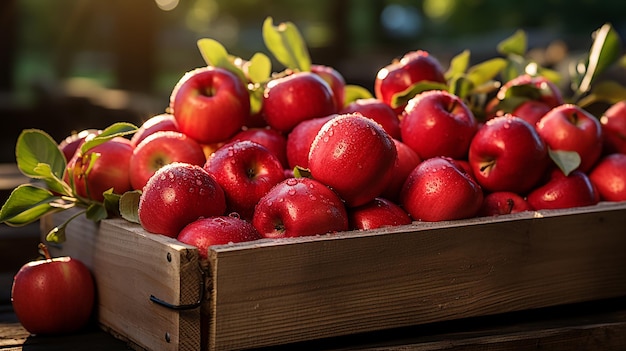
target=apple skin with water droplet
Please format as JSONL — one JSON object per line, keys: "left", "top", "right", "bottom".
{"left": 478, "top": 191, "right": 534, "bottom": 217}
{"left": 262, "top": 71, "right": 337, "bottom": 133}
{"left": 286, "top": 115, "right": 335, "bottom": 170}
{"left": 177, "top": 214, "right": 263, "bottom": 261}
{"left": 348, "top": 197, "right": 412, "bottom": 230}
{"left": 401, "top": 156, "right": 484, "bottom": 222}
{"left": 527, "top": 168, "right": 598, "bottom": 210}
{"left": 600, "top": 100, "right": 626, "bottom": 154}
{"left": 228, "top": 127, "right": 289, "bottom": 169}
{"left": 65, "top": 137, "right": 134, "bottom": 202}
{"left": 11, "top": 245, "right": 95, "bottom": 335}
{"left": 536, "top": 104, "right": 603, "bottom": 173}
{"left": 340, "top": 98, "right": 401, "bottom": 140}
{"left": 469, "top": 115, "right": 550, "bottom": 194}
{"left": 138, "top": 162, "right": 226, "bottom": 237}
{"left": 130, "top": 113, "right": 179, "bottom": 148}
{"left": 400, "top": 90, "right": 478, "bottom": 160}
{"left": 589, "top": 153, "right": 626, "bottom": 202}
{"left": 252, "top": 177, "right": 348, "bottom": 238}
{"left": 204, "top": 140, "right": 286, "bottom": 220}
{"left": 308, "top": 113, "right": 397, "bottom": 207}
{"left": 170, "top": 66, "right": 250, "bottom": 145}
{"left": 374, "top": 50, "right": 447, "bottom": 114}
{"left": 130, "top": 131, "right": 207, "bottom": 191}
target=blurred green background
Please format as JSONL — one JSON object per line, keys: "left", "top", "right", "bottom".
{"left": 1, "top": 0, "right": 625, "bottom": 161}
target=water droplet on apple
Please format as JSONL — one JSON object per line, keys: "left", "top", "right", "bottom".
{"left": 323, "top": 136, "right": 329, "bottom": 142}
{"left": 229, "top": 212, "right": 240, "bottom": 219}
{"left": 288, "top": 189, "right": 296, "bottom": 196}
{"left": 309, "top": 194, "right": 317, "bottom": 201}
{"left": 188, "top": 188, "right": 195, "bottom": 193}
{"left": 286, "top": 178, "right": 298, "bottom": 186}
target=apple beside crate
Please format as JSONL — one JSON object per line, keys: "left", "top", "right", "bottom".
{"left": 40, "top": 201, "right": 626, "bottom": 351}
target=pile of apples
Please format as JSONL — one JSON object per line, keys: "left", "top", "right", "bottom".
{"left": 3, "top": 19, "right": 626, "bottom": 261}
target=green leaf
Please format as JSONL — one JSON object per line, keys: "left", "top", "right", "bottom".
{"left": 549, "top": 149, "right": 582, "bottom": 176}
{"left": 197, "top": 38, "right": 231, "bottom": 68}
{"left": 577, "top": 80, "right": 626, "bottom": 107}
{"left": 449, "top": 76, "right": 474, "bottom": 99}
{"left": 576, "top": 23, "right": 622, "bottom": 97}
{"left": 45, "top": 208, "right": 86, "bottom": 243}
{"left": 389, "top": 81, "right": 449, "bottom": 109}
{"left": 497, "top": 29, "right": 527, "bottom": 57}
{"left": 343, "top": 84, "right": 374, "bottom": 105}
{"left": 293, "top": 166, "right": 312, "bottom": 179}
{"left": 445, "top": 50, "right": 470, "bottom": 81}
{"left": 0, "top": 184, "right": 68, "bottom": 226}
{"left": 102, "top": 189, "right": 122, "bottom": 217}
{"left": 119, "top": 190, "right": 141, "bottom": 224}
{"left": 16, "top": 129, "right": 67, "bottom": 181}
{"left": 248, "top": 86, "right": 264, "bottom": 115}
{"left": 247, "top": 52, "right": 272, "bottom": 84}
{"left": 33, "top": 163, "right": 73, "bottom": 196}
{"left": 196, "top": 38, "right": 248, "bottom": 83}
{"left": 85, "top": 202, "right": 108, "bottom": 223}
{"left": 262, "top": 17, "right": 311, "bottom": 72}
{"left": 80, "top": 122, "right": 138, "bottom": 154}
{"left": 466, "top": 58, "right": 507, "bottom": 88}
{"left": 504, "top": 84, "right": 543, "bottom": 100}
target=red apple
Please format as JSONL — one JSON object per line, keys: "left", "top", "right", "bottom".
{"left": 599, "top": 100, "right": 626, "bottom": 154}
{"left": 500, "top": 75, "right": 564, "bottom": 107}
{"left": 285, "top": 114, "right": 335, "bottom": 170}
{"left": 262, "top": 71, "right": 337, "bottom": 132}
{"left": 589, "top": 153, "right": 626, "bottom": 201}
{"left": 527, "top": 169, "right": 599, "bottom": 210}
{"left": 229, "top": 127, "right": 289, "bottom": 169}
{"left": 130, "top": 113, "right": 179, "bottom": 147}
{"left": 401, "top": 156, "right": 484, "bottom": 221}
{"left": 138, "top": 162, "right": 226, "bottom": 237}
{"left": 374, "top": 50, "right": 447, "bottom": 113}
{"left": 400, "top": 90, "right": 478, "bottom": 160}
{"left": 252, "top": 177, "right": 348, "bottom": 238}
{"left": 536, "top": 104, "right": 603, "bottom": 173}
{"left": 469, "top": 115, "right": 550, "bottom": 194}
{"left": 170, "top": 66, "right": 250, "bottom": 144}
{"left": 348, "top": 197, "right": 412, "bottom": 230}
{"left": 485, "top": 75, "right": 563, "bottom": 123}
{"left": 204, "top": 140, "right": 286, "bottom": 220}
{"left": 340, "top": 98, "right": 401, "bottom": 139}
{"left": 65, "top": 137, "right": 134, "bottom": 202}
{"left": 478, "top": 191, "right": 533, "bottom": 217}
{"left": 308, "top": 113, "right": 397, "bottom": 207}
{"left": 510, "top": 100, "right": 553, "bottom": 126}
{"left": 130, "top": 131, "right": 207, "bottom": 191}
{"left": 11, "top": 244, "right": 95, "bottom": 335}
{"left": 311, "top": 64, "right": 346, "bottom": 111}
{"left": 58, "top": 129, "right": 101, "bottom": 162}
{"left": 381, "top": 139, "right": 422, "bottom": 202}
{"left": 177, "top": 214, "right": 262, "bottom": 261}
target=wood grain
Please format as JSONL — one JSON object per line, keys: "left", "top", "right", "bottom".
{"left": 206, "top": 202, "right": 626, "bottom": 350}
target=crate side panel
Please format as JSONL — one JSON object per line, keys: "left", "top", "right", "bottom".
{"left": 207, "top": 204, "right": 626, "bottom": 350}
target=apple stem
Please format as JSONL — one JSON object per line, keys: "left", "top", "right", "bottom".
{"left": 38, "top": 243, "right": 53, "bottom": 261}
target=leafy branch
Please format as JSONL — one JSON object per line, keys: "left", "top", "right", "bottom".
{"left": 0, "top": 123, "right": 137, "bottom": 243}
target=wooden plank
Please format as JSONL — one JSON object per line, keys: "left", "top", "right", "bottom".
{"left": 40, "top": 212, "right": 203, "bottom": 351}
{"left": 207, "top": 202, "right": 626, "bottom": 350}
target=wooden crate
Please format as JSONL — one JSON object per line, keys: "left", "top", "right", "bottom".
{"left": 41, "top": 201, "right": 626, "bottom": 351}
